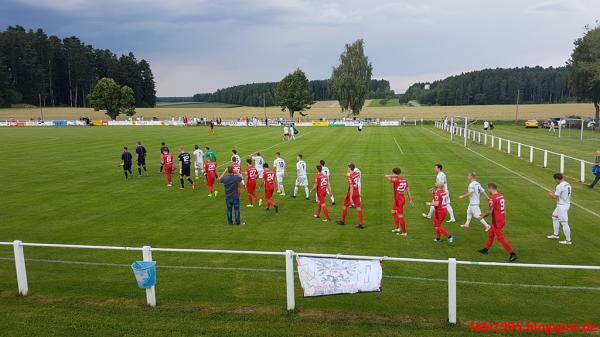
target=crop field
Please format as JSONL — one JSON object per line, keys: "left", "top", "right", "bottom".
{"left": 0, "top": 102, "right": 597, "bottom": 122}
{"left": 1, "top": 124, "right": 599, "bottom": 336}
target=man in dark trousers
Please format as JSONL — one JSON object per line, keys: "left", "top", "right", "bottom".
{"left": 588, "top": 150, "right": 600, "bottom": 189}
{"left": 135, "top": 141, "right": 147, "bottom": 176}
{"left": 219, "top": 165, "right": 243, "bottom": 225}
{"left": 121, "top": 146, "right": 133, "bottom": 179}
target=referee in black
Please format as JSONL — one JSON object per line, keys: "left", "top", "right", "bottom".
{"left": 178, "top": 147, "right": 196, "bottom": 190}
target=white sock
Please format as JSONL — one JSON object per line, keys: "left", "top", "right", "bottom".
{"left": 479, "top": 218, "right": 489, "bottom": 226}
{"left": 293, "top": 186, "right": 298, "bottom": 196}
{"left": 552, "top": 218, "right": 560, "bottom": 236}
{"left": 330, "top": 195, "right": 335, "bottom": 203}
{"left": 194, "top": 168, "right": 199, "bottom": 177}
{"left": 465, "top": 211, "right": 472, "bottom": 225}
{"left": 447, "top": 204, "right": 455, "bottom": 221}
{"left": 304, "top": 187, "right": 309, "bottom": 198}
{"left": 427, "top": 206, "right": 435, "bottom": 218}
{"left": 562, "top": 222, "right": 571, "bottom": 241}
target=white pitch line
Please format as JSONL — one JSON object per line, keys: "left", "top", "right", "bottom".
{"left": 1, "top": 257, "right": 598, "bottom": 292}
{"left": 424, "top": 127, "right": 600, "bottom": 219}
{"left": 393, "top": 136, "right": 404, "bottom": 154}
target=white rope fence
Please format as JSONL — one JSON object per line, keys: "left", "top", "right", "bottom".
{"left": 434, "top": 121, "right": 595, "bottom": 183}
{"left": 1, "top": 240, "right": 600, "bottom": 324}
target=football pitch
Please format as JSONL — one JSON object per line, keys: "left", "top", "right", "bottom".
{"left": 1, "top": 124, "right": 599, "bottom": 336}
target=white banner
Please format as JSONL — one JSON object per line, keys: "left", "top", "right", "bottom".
{"left": 296, "top": 256, "right": 382, "bottom": 297}
{"left": 379, "top": 121, "right": 400, "bottom": 126}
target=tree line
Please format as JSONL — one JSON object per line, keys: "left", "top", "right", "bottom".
{"left": 0, "top": 25, "right": 156, "bottom": 108}
{"left": 192, "top": 79, "right": 393, "bottom": 107}
{"left": 400, "top": 66, "right": 572, "bottom": 106}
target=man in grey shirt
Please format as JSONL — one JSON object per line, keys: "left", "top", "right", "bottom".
{"left": 588, "top": 150, "right": 600, "bottom": 189}
{"left": 219, "top": 166, "right": 243, "bottom": 225}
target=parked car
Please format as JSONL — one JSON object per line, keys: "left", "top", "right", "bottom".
{"left": 525, "top": 119, "right": 539, "bottom": 128}
{"left": 543, "top": 117, "right": 561, "bottom": 128}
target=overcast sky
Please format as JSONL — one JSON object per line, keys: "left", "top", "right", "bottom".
{"left": 1, "top": 0, "right": 599, "bottom": 96}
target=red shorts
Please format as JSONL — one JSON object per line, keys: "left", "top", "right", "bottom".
{"left": 393, "top": 197, "right": 405, "bottom": 214}
{"left": 164, "top": 165, "right": 173, "bottom": 173}
{"left": 317, "top": 190, "right": 327, "bottom": 203}
{"left": 265, "top": 186, "right": 274, "bottom": 199}
{"left": 434, "top": 210, "right": 447, "bottom": 227}
{"left": 344, "top": 193, "right": 361, "bottom": 207}
{"left": 247, "top": 180, "right": 257, "bottom": 194}
{"left": 206, "top": 174, "right": 216, "bottom": 185}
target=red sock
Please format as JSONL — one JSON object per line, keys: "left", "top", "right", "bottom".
{"left": 399, "top": 217, "right": 406, "bottom": 233}
{"left": 358, "top": 210, "right": 364, "bottom": 224}
{"left": 392, "top": 213, "right": 399, "bottom": 228}
{"left": 435, "top": 228, "right": 441, "bottom": 240}
{"left": 438, "top": 226, "right": 450, "bottom": 238}
{"left": 342, "top": 207, "right": 348, "bottom": 222}
{"left": 315, "top": 204, "right": 321, "bottom": 216}
{"left": 247, "top": 195, "right": 253, "bottom": 205}
{"left": 323, "top": 206, "right": 330, "bottom": 219}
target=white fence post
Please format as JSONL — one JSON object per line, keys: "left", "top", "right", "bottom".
{"left": 498, "top": 138, "right": 502, "bottom": 151}
{"left": 507, "top": 140, "right": 511, "bottom": 154}
{"left": 484, "top": 133, "right": 487, "bottom": 145}
{"left": 478, "top": 132, "right": 481, "bottom": 144}
{"left": 491, "top": 136, "right": 494, "bottom": 148}
{"left": 559, "top": 154, "right": 565, "bottom": 174}
{"left": 142, "top": 245, "right": 156, "bottom": 307}
{"left": 529, "top": 146, "right": 534, "bottom": 163}
{"left": 517, "top": 143, "right": 521, "bottom": 157}
{"left": 285, "top": 250, "right": 296, "bottom": 311}
{"left": 448, "top": 258, "right": 457, "bottom": 324}
{"left": 13, "top": 240, "right": 28, "bottom": 296}
{"left": 543, "top": 150, "right": 548, "bottom": 168}
{"left": 580, "top": 160, "right": 585, "bottom": 182}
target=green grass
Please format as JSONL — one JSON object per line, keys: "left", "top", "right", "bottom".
{"left": 154, "top": 102, "right": 241, "bottom": 108}
{"left": 368, "top": 99, "right": 402, "bottom": 107}
{"left": 1, "top": 125, "right": 599, "bottom": 336}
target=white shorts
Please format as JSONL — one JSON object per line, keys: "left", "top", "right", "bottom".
{"left": 257, "top": 168, "right": 264, "bottom": 179}
{"left": 276, "top": 172, "right": 285, "bottom": 184}
{"left": 295, "top": 175, "right": 308, "bottom": 186}
{"left": 552, "top": 205, "right": 570, "bottom": 222}
{"left": 467, "top": 205, "right": 482, "bottom": 218}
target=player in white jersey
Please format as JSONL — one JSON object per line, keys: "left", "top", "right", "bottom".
{"left": 458, "top": 172, "right": 490, "bottom": 231}
{"left": 274, "top": 152, "right": 286, "bottom": 195}
{"left": 423, "top": 164, "right": 456, "bottom": 222}
{"left": 231, "top": 149, "right": 241, "bottom": 165}
{"left": 283, "top": 126, "right": 289, "bottom": 140}
{"left": 314, "top": 159, "right": 335, "bottom": 205}
{"left": 289, "top": 124, "right": 296, "bottom": 140}
{"left": 353, "top": 166, "right": 362, "bottom": 194}
{"left": 546, "top": 173, "right": 572, "bottom": 244}
{"left": 252, "top": 152, "right": 265, "bottom": 179}
{"left": 293, "top": 154, "right": 309, "bottom": 199}
{"left": 192, "top": 145, "right": 204, "bottom": 179}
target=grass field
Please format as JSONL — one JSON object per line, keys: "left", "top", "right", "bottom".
{"left": 0, "top": 102, "right": 597, "bottom": 122}
{"left": 1, "top": 125, "right": 599, "bottom": 336}
{"left": 368, "top": 99, "right": 403, "bottom": 107}
{"left": 155, "top": 102, "right": 241, "bottom": 108}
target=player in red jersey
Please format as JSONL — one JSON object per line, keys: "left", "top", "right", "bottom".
{"left": 161, "top": 149, "right": 174, "bottom": 187}
{"left": 203, "top": 157, "right": 218, "bottom": 197}
{"left": 477, "top": 183, "right": 518, "bottom": 262}
{"left": 426, "top": 182, "right": 454, "bottom": 244}
{"left": 337, "top": 163, "right": 364, "bottom": 228}
{"left": 245, "top": 158, "right": 262, "bottom": 207}
{"left": 261, "top": 163, "right": 278, "bottom": 212}
{"left": 310, "top": 165, "right": 331, "bottom": 222}
{"left": 385, "top": 168, "right": 414, "bottom": 235}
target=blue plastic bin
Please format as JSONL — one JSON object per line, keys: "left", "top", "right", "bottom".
{"left": 131, "top": 261, "right": 156, "bottom": 288}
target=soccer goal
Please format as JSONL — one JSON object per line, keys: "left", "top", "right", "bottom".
{"left": 555, "top": 118, "right": 600, "bottom": 142}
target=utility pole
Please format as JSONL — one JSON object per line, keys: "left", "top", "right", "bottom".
{"left": 515, "top": 89, "right": 520, "bottom": 123}
{"left": 263, "top": 93, "right": 267, "bottom": 125}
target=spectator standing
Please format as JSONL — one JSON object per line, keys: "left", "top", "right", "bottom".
{"left": 219, "top": 166, "right": 243, "bottom": 225}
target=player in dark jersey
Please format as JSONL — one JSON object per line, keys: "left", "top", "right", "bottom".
{"left": 159, "top": 142, "right": 169, "bottom": 173}
{"left": 121, "top": 146, "right": 133, "bottom": 179}
{"left": 135, "top": 141, "right": 147, "bottom": 176}
{"left": 178, "top": 147, "right": 196, "bottom": 190}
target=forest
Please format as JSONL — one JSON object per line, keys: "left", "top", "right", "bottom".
{"left": 0, "top": 26, "right": 156, "bottom": 108}
{"left": 192, "top": 79, "right": 394, "bottom": 107}
{"left": 400, "top": 66, "right": 571, "bottom": 105}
